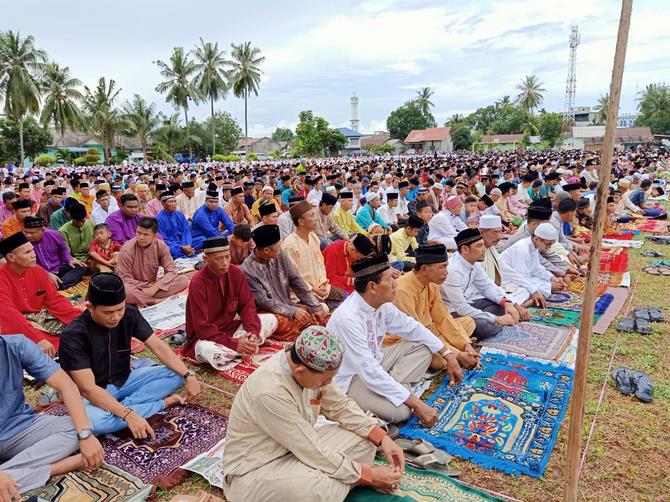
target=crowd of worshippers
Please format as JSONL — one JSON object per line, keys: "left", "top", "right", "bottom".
{"left": 1, "top": 146, "right": 669, "bottom": 501}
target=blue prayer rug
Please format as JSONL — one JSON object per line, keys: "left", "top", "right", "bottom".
{"left": 399, "top": 351, "right": 574, "bottom": 478}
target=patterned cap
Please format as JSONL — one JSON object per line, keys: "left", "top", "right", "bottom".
{"left": 294, "top": 326, "right": 345, "bottom": 372}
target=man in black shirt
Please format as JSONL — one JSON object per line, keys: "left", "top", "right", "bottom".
{"left": 59, "top": 273, "right": 202, "bottom": 439}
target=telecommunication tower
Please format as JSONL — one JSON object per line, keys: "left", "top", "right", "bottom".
{"left": 563, "top": 25, "right": 580, "bottom": 123}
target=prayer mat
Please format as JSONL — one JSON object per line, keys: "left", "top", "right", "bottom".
{"left": 22, "top": 463, "right": 153, "bottom": 502}
{"left": 527, "top": 308, "right": 600, "bottom": 329}
{"left": 478, "top": 322, "right": 574, "bottom": 360}
{"left": 545, "top": 292, "right": 613, "bottom": 315}
{"left": 568, "top": 278, "right": 610, "bottom": 296}
{"left": 602, "top": 238, "right": 643, "bottom": 249}
{"left": 635, "top": 219, "right": 669, "bottom": 234}
{"left": 215, "top": 341, "right": 285, "bottom": 383}
{"left": 599, "top": 248, "right": 629, "bottom": 273}
{"left": 345, "top": 459, "right": 503, "bottom": 501}
{"left": 24, "top": 310, "right": 67, "bottom": 336}
{"left": 57, "top": 276, "right": 90, "bottom": 306}
{"left": 593, "top": 287, "right": 630, "bottom": 335}
{"left": 399, "top": 351, "right": 574, "bottom": 477}
{"left": 155, "top": 324, "right": 186, "bottom": 340}
{"left": 140, "top": 293, "right": 188, "bottom": 331}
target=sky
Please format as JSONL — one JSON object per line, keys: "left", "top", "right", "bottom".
{"left": 4, "top": 0, "right": 669, "bottom": 136}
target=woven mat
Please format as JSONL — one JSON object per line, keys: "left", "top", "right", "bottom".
{"left": 593, "top": 287, "right": 630, "bottom": 335}
{"left": 478, "top": 322, "right": 574, "bottom": 360}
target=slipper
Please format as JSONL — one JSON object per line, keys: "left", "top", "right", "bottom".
{"left": 407, "top": 452, "right": 460, "bottom": 477}
{"left": 642, "top": 249, "right": 663, "bottom": 257}
{"left": 631, "top": 371, "right": 654, "bottom": 403}
{"left": 649, "top": 259, "right": 670, "bottom": 267}
{"left": 168, "top": 330, "right": 187, "bottom": 346}
{"left": 634, "top": 318, "right": 652, "bottom": 335}
{"left": 38, "top": 387, "right": 60, "bottom": 407}
{"left": 616, "top": 318, "right": 636, "bottom": 333}
{"left": 395, "top": 438, "right": 435, "bottom": 456}
{"left": 611, "top": 367, "right": 634, "bottom": 395}
{"left": 660, "top": 268, "right": 670, "bottom": 276}
{"left": 644, "top": 267, "right": 661, "bottom": 275}
{"left": 633, "top": 308, "right": 665, "bottom": 322}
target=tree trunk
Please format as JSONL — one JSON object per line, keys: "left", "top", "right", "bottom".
{"left": 244, "top": 89, "right": 248, "bottom": 153}
{"left": 18, "top": 116, "right": 25, "bottom": 166}
{"left": 142, "top": 139, "right": 148, "bottom": 163}
{"left": 211, "top": 97, "right": 216, "bottom": 156}
{"left": 184, "top": 107, "right": 192, "bottom": 160}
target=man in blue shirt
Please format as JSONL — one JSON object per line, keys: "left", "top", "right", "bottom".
{"left": 0, "top": 335, "right": 103, "bottom": 496}
{"left": 191, "top": 190, "right": 235, "bottom": 250}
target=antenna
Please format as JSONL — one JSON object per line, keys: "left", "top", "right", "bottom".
{"left": 563, "top": 25, "right": 580, "bottom": 124}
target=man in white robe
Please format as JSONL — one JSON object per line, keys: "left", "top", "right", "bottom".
{"left": 428, "top": 195, "right": 467, "bottom": 250}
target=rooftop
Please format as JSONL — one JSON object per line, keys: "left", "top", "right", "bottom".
{"left": 404, "top": 127, "right": 452, "bottom": 144}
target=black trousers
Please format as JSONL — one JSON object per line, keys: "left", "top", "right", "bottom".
{"left": 57, "top": 264, "right": 87, "bottom": 289}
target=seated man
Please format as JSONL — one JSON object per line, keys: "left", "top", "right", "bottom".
{"left": 50, "top": 197, "right": 76, "bottom": 230}
{"left": 283, "top": 200, "right": 346, "bottom": 309}
{"left": 59, "top": 201, "right": 95, "bottom": 263}
{"left": 377, "top": 192, "right": 399, "bottom": 228}
{"left": 314, "top": 193, "right": 349, "bottom": 249}
{"left": 390, "top": 244, "right": 478, "bottom": 368}
{"left": 0, "top": 335, "right": 104, "bottom": 496}
{"left": 499, "top": 223, "right": 563, "bottom": 308}
{"left": 277, "top": 195, "right": 303, "bottom": 239}
{"left": 1, "top": 198, "right": 32, "bottom": 238}
{"left": 223, "top": 327, "right": 404, "bottom": 502}
{"left": 38, "top": 187, "right": 66, "bottom": 225}
{"left": 389, "top": 214, "right": 423, "bottom": 271}
{"left": 23, "top": 216, "right": 86, "bottom": 289}
{"left": 442, "top": 228, "right": 527, "bottom": 340}
{"left": 242, "top": 224, "right": 327, "bottom": 341}
{"left": 91, "top": 189, "right": 114, "bottom": 225}
{"left": 254, "top": 201, "right": 279, "bottom": 229}
{"left": 224, "top": 186, "right": 253, "bottom": 225}
{"left": 144, "top": 183, "right": 167, "bottom": 218}
{"left": 106, "top": 194, "right": 143, "bottom": 245}
{"left": 116, "top": 217, "right": 189, "bottom": 307}
{"left": 328, "top": 253, "right": 461, "bottom": 425}
{"left": 428, "top": 195, "right": 467, "bottom": 250}
{"left": 0, "top": 233, "right": 80, "bottom": 357}
{"left": 628, "top": 178, "right": 666, "bottom": 218}
{"left": 182, "top": 237, "right": 277, "bottom": 369}
{"left": 59, "top": 272, "right": 201, "bottom": 436}
{"left": 229, "top": 223, "right": 254, "bottom": 265}
{"left": 355, "top": 192, "right": 390, "bottom": 232}
{"left": 155, "top": 191, "right": 195, "bottom": 259}
{"left": 191, "top": 190, "right": 235, "bottom": 250}
{"left": 332, "top": 191, "right": 367, "bottom": 236}
{"left": 322, "top": 234, "right": 374, "bottom": 294}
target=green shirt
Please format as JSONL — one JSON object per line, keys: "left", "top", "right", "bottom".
{"left": 59, "top": 220, "right": 95, "bottom": 261}
{"left": 50, "top": 208, "right": 71, "bottom": 230}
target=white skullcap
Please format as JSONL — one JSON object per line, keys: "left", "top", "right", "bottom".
{"left": 366, "top": 191, "right": 379, "bottom": 202}
{"left": 490, "top": 188, "right": 502, "bottom": 197}
{"left": 534, "top": 222, "right": 557, "bottom": 241}
{"left": 325, "top": 185, "right": 337, "bottom": 193}
{"left": 432, "top": 183, "right": 444, "bottom": 190}
{"left": 262, "top": 185, "right": 273, "bottom": 192}
{"left": 479, "top": 214, "right": 502, "bottom": 229}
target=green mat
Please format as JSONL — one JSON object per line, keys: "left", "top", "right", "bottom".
{"left": 345, "top": 460, "right": 503, "bottom": 501}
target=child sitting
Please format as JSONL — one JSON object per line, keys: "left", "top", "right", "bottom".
{"left": 88, "top": 223, "right": 122, "bottom": 272}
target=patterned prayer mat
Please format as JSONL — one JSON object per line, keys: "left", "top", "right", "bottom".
{"left": 215, "top": 341, "right": 286, "bottom": 383}
{"left": 527, "top": 308, "right": 600, "bottom": 329}
{"left": 22, "top": 463, "right": 153, "bottom": 502}
{"left": 545, "top": 291, "right": 614, "bottom": 315}
{"left": 57, "top": 276, "right": 90, "bottom": 309}
{"left": 635, "top": 219, "right": 669, "bottom": 234}
{"left": 593, "top": 287, "right": 630, "bottom": 335}
{"left": 399, "top": 352, "right": 574, "bottom": 477}
{"left": 478, "top": 322, "right": 574, "bottom": 360}
{"left": 345, "top": 460, "right": 503, "bottom": 501}
{"left": 599, "top": 248, "right": 629, "bottom": 273}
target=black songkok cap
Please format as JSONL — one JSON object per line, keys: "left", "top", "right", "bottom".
{"left": 202, "top": 236, "right": 230, "bottom": 254}
{"left": 398, "top": 181, "right": 410, "bottom": 189}
{"left": 160, "top": 191, "right": 176, "bottom": 202}
{"left": 320, "top": 193, "right": 338, "bottom": 206}
{"left": 288, "top": 195, "right": 305, "bottom": 206}
{"left": 577, "top": 197, "right": 591, "bottom": 208}
{"left": 498, "top": 182, "right": 514, "bottom": 194}
{"left": 415, "top": 200, "right": 430, "bottom": 211}
{"left": 339, "top": 191, "right": 353, "bottom": 199}
{"left": 251, "top": 224, "right": 281, "bottom": 248}
{"left": 607, "top": 196, "right": 615, "bottom": 204}
{"left": 455, "top": 228, "right": 483, "bottom": 248}
{"left": 205, "top": 190, "right": 219, "bottom": 200}
{"left": 23, "top": 216, "right": 46, "bottom": 228}
{"left": 0, "top": 231, "right": 28, "bottom": 255}
{"left": 52, "top": 187, "right": 67, "bottom": 195}
{"left": 156, "top": 183, "right": 167, "bottom": 191}
{"left": 531, "top": 197, "right": 552, "bottom": 209}
{"left": 527, "top": 206, "right": 552, "bottom": 221}
{"left": 407, "top": 214, "right": 424, "bottom": 229}
{"left": 12, "top": 198, "right": 32, "bottom": 210}
{"left": 69, "top": 202, "right": 87, "bottom": 220}
{"left": 386, "top": 192, "right": 399, "bottom": 200}
{"left": 352, "top": 234, "right": 374, "bottom": 255}
{"left": 259, "top": 202, "right": 278, "bottom": 216}
{"left": 182, "top": 181, "right": 195, "bottom": 188}
{"left": 18, "top": 182, "right": 30, "bottom": 190}
{"left": 351, "top": 253, "right": 390, "bottom": 279}
{"left": 231, "top": 186, "right": 243, "bottom": 196}
{"left": 562, "top": 183, "right": 581, "bottom": 192}
{"left": 480, "top": 194, "right": 494, "bottom": 207}
{"left": 87, "top": 272, "right": 126, "bottom": 306}
{"left": 415, "top": 244, "right": 448, "bottom": 263}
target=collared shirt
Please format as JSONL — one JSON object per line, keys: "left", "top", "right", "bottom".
{"left": 224, "top": 200, "right": 253, "bottom": 225}
{"left": 191, "top": 205, "right": 234, "bottom": 250}
{"left": 106, "top": 209, "right": 142, "bottom": 245}
{"left": 59, "top": 220, "right": 95, "bottom": 261}
{"left": 428, "top": 210, "right": 466, "bottom": 250}
{"left": 59, "top": 306, "right": 153, "bottom": 388}
{"left": 1, "top": 215, "right": 23, "bottom": 238}
{"left": 355, "top": 205, "right": 388, "bottom": 231}
{"left": 33, "top": 229, "right": 73, "bottom": 274}
{"left": 282, "top": 231, "right": 331, "bottom": 296}
{"left": 389, "top": 227, "right": 418, "bottom": 263}
{"left": 176, "top": 193, "right": 199, "bottom": 220}
{"left": 328, "top": 292, "right": 443, "bottom": 407}
{"left": 91, "top": 205, "right": 112, "bottom": 225}
{"left": 377, "top": 204, "right": 399, "bottom": 226}
{"left": 314, "top": 210, "right": 348, "bottom": 242}
{"left": 549, "top": 212, "right": 573, "bottom": 250}
{"left": 442, "top": 251, "right": 506, "bottom": 321}
{"left": 277, "top": 211, "right": 296, "bottom": 240}
{"left": 331, "top": 207, "right": 367, "bottom": 235}
{"left": 322, "top": 239, "right": 355, "bottom": 292}
{"left": 0, "top": 335, "right": 60, "bottom": 440}
{"left": 50, "top": 207, "right": 71, "bottom": 230}
{"left": 144, "top": 198, "right": 163, "bottom": 218}
{"left": 499, "top": 237, "right": 553, "bottom": 297}
{"left": 37, "top": 201, "right": 60, "bottom": 226}
{"left": 156, "top": 209, "right": 192, "bottom": 258}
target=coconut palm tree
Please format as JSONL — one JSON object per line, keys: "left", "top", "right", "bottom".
{"left": 122, "top": 94, "right": 159, "bottom": 163}
{"left": 0, "top": 30, "right": 47, "bottom": 163}
{"left": 155, "top": 47, "right": 198, "bottom": 158}
{"left": 515, "top": 75, "right": 546, "bottom": 112}
{"left": 82, "top": 77, "right": 124, "bottom": 163}
{"left": 637, "top": 84, "right": 670, "bottom": 124}
{"left": 445, "top": 113, "right": 464, "bottom": 127}
{"left": 39, "top": 62, "right": 83, "bottom": 148}
{"left": 192, "top": 38, "right": 229, "bottom": 156}
{"left": 592, "top": 93, "right": 609, "bottom": 125}
{"left": 226, "top": 42, "right": 265, "bottom": 144}
{"left": 415, "top": 86, "right": 434, "bottom": 117}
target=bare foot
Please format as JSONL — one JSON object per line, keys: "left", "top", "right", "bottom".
{"left": 164, "top": 394, "right": 186, "bottom": 408}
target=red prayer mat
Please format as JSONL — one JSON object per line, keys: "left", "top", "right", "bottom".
{"left": 635, "top": 219, "right": 669, "bottom": 234}
{"left": 214, "top": 341, "right": 286, "bottom": 383}
{"left": 599, "top": 248, "right": 629, "bottom": 273}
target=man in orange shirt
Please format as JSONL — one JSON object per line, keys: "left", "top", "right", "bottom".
{"left": 2, "top": 198, "right": 32, "bottom": 238}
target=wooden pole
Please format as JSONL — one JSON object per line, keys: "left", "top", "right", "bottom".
{"left": 564, "top": 1, "right": 633, "bottom": 500}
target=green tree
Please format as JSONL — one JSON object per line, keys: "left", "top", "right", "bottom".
{"left": 226, "top": 42, "right": 265, "bottom": 143}
{"left": 445, "top": 113, "right": 465, "bottom": 127}
{"left": 415, "top": 86, "right": 434, "bottom": 116}
{"left": 122, "top": 94, "right": 160, "bottom": 162}
{"left": 515, "top": 75, "right": 546, "bottom": 112}
{"left": 0, "top": 116, "right": 52, "bottom": 162}
{"left": 203, "top": 111, "right": 242, "bottom": 154}
{"left": 294, "top": 110, "right": 344, "bottom": 157}
{"left": 490, "top": 106, "right": 532, "bottom": 134}
{"left": 592, "top": 93, "right": 609, "bottom": 125}
{"left": 192, "top": 38, "right": 229, "bottom": 156}
{"left": 82, "top": 77, "right": 125, "bottom": 163}
{"left": 636, "top": 83, "right": 670, "bottom": 135}
{"left": 364, "top": 143, "right": 395, "bottom": 154}
{"left": 155, "top": 47, "right": 198, "bottom": 157}
{"left": 537, "top": 112, "right": 563, "bottom": 146}
{"left": 387, "top": 101, "right": 436, "bottom": 140}
{"left": 39, "top": 63, "right": 83, "bottom": 148}
{"left": 464, "top": 105, "right": 496, "bottom": 133}
{"left": 0, "top": 30, "right": 48, "bottom": 163}
{"left": 272, "top": 127, "right": 294, "bottom": 142}
{"left": 451, "top": 124, "right": 473, "bottom": 151}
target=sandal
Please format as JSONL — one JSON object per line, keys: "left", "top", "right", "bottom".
{"left": 642, "top": 249, "right": 663, "bottom": 257}
{"left": 660, "top": 268, "right": 670, "bottom": 276}
{"left": 396, "top": 438, "right": 436, "bottom": 456}
{"left": 633, "top": 308, "right": 665, "bottom": 322}
{"left": 631, "top": 371, "right": 654, "bottom": 403}
{"left": 634, "top": 318, "right": 652, "bottom": 335}
{"left": 408, "top": 452, "right": 460, "bottom": 477}
{"left": 616, "top": 318, "right": 636, "bottom": 333}
{"left": 611, "top": 367, "right": 634, "bottom": 395}
{"left": 168, "top": 330, "right": 187, "bottom": 346}
{"left": 644, "top": 267, "right": 661, "bottom": 275}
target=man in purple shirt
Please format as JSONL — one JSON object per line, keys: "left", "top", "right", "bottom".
{"left": 23, "top": 216, "right": 86, "bottom": 289}
{"left": 0, "top": 191, "right": 15, "bottom": 224}
{"left": 105, "top": 194, "right": 143, "bottom": 244}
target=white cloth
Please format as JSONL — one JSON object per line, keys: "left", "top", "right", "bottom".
{"left": 428, "top": 210, "right": 467, "bottom": 250}
{"left": 91, "top": 205, "right": 112, "bottom": 225}
{"left": 92, "top": 196, "right": 119, "bottom": 213}
{"left": 442, "top": 252, "right": 506, "bottom": 321}
{"left": 327, "top": 292, "right": 443, "bottom": 407}
{"left": 499, "top": 237, "right": 553, "bottom": 298}
{"left": 307, "top": 188, "right": 323, "bottom": 205}
{"left": 377, "top": 204, "right": 399, "bottom": 225}
{"left": 396, "top": 196, "right": 409, "bottom": 216}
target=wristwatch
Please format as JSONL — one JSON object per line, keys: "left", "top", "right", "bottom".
{"left": 182, "top": 369, "right": 195, "bottom": 379}
{"left": 439, "top": 348, "right": 453, "bottom": 359}
{"left": 78, "top": 428, "right": 93, "bottom": 440}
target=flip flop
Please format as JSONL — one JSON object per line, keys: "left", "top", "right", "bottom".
{"left": 631, "top": 371, "right": 654, "bottom": 403}
{"left": 168, "top": 330, "right": 187, "bottom": 346}
{"left": 644, "top": 267, "right": 661, "bottom": 275}
{"left": 642, "top": 249, "right": 663, "bottom": 257}
{"left": 633, "top": 308, "right": 665, "bottom": 322}
{"left": 395, "top": 438, "right": 435, "bottom": 456}
{"left": 611, "top": 367, "right": 634, "bottom": 395}
{"left": 660, "top": 268, "right": 670, "bottom": 276}
{"left": 634, "top": 318, "right": 652, "bottom": 335}
{"left": 616, "top": 318, "right": 636, "bottom": 333}
{"left": 407, "top": 452, "right": 460, "bottom": 477}
{"left": 38, "top": 387, "right": 60, "bottom": 407}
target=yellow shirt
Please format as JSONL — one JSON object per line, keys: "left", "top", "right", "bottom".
{"left": 72, "top": 192, "right": 95, "bottom": 214}
{"left": 332, "top": 207, "right": 367, "bottom": 236}
{"left": 390, "top": 271, "right": 474, "bottom": 352}
{"left": 251, "top": 198, "right": 281, "bottom": 220}
{"left": 282, "top": 231, "right": 330, "bottom": 298}
{"left": 389, "top": 227, "right": 418, "bottom": 263}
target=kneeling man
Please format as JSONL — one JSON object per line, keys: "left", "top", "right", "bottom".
{"left": 223, "top": 327, "right": 404, "bottom": 502}
{"left": 182, "top": 237, "right": 278, "bottom": 370}
{"left": 58, "top": 273, "right": 202, "bottom": 437}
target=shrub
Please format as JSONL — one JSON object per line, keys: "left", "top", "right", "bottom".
{"left": 212, "top": 154, "right": 241, "bottom": 162}
{"left": 73, "top": 156, "right": 87, "bottom": 166}
{"left": 34, "top": 154, "right": 56, "bottom": 166}
{"left": 247, "top": 152, "right": 258, "bottom": 161}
